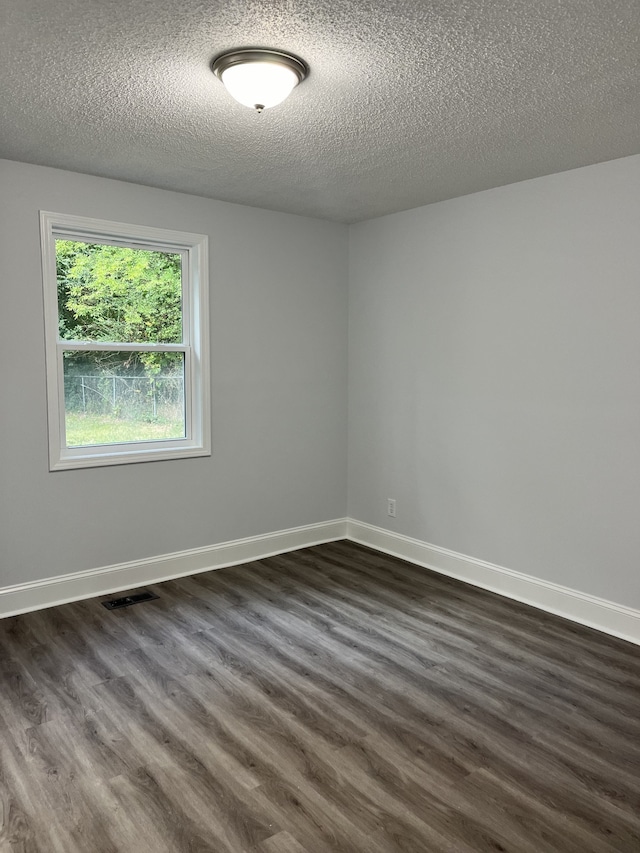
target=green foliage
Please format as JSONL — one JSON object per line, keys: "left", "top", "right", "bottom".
{"left": 56, "top": 240, "right": 182, "bottom": 374}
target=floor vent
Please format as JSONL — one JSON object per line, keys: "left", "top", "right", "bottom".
{"left": 102, "top": 591, "right": 159, "bottom": 610}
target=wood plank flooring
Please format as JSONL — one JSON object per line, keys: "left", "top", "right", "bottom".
{"left": 0, "top": 540, "right": 639, "bottom": 852}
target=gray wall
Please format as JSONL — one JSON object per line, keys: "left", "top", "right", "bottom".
{"left": 2, "top": 154, "right": 639, "bottom": 610}
{"left": 348, "top": 154, "right": 640, "bottom": 609}
{"left": 0, "top": 160, "right": 348, "bottom": 585}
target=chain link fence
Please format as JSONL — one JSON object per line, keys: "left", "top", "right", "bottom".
{"left": 64, "top": 374, "right": 184, "bottom": 422}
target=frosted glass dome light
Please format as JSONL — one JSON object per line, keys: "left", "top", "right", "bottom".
{"left": 212, "top": 49, "right": 308, "bottom": 113}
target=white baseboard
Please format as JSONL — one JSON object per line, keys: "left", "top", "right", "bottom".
{"left": 0, "top": 519, "right": 348, "bottom": 619}
{"left": 3, "top": 515, "right": 638, "bottom": 647}
{"left": 347, "top": 519, "right": 640, "bottom": 647}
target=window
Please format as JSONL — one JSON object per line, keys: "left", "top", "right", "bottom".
{"left": 40, "top": 212, "right": 210, "bottom": 470}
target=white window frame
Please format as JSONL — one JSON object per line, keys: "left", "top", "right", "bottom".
{"left": 40, "top": 211, "right": 210, "bottom": 471}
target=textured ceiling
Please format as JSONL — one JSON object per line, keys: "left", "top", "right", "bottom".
{"left": 1, "top": 0, "right": 639, "bottom": 222}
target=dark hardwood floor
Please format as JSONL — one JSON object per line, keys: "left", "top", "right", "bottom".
{"left": 1, "top": 540, "right": 639, "bottom": 852}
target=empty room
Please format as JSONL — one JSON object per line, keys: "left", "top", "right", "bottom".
{"left": 1, "top": 1, "right": 639, "bottom": 851}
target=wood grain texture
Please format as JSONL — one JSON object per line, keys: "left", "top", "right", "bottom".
{"left": 0, "top": 540, "right": 639, "bottom": 852}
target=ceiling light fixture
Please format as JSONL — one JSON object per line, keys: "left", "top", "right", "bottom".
{"left": 212, "top": 48, "right": 308, "bottom": 113}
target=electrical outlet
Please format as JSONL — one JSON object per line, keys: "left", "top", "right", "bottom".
{"left": 387, "top": 498, "right": 396, "bottom": 518}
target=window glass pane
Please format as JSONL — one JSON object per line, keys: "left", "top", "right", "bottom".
{"left": 63, "top": 351, "right": 185, "bottom": 447}
{"left": 56, "top": 239, "right": 182, "bottom": 343}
